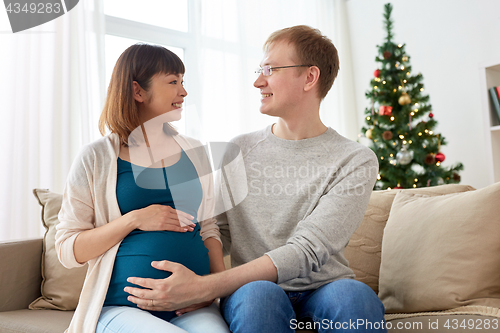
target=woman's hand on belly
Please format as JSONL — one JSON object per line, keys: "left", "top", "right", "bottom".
{"left": 130, "top": 205, "right": 195, "bottom": 232}
{"left": 73, "top": 206, "right": 196, "bottom": 264}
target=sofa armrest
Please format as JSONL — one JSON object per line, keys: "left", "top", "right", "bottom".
{"left": 0, "top": 238, "right": 43, "bottom": 312}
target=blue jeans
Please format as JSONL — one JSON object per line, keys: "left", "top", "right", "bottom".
{"left": 96, "top": 303, "right": 230, "bottom": 333}
{"left": 220, "top": 279, "right": 387, "bottom": 333}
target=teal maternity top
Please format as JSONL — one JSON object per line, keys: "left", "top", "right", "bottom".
{"left": 103, "top": 150, "right": 210, "bottom": 321}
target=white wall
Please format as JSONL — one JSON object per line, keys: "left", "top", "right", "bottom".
{"left": 346, "top": 0, "right": 500, "bottom": 189}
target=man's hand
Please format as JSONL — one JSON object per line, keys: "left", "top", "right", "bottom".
{"left": 124, "top": 261, "right": 210, "bottom": 311}
{"left": 124, "top": 255, "right": 278, "bottom": 312}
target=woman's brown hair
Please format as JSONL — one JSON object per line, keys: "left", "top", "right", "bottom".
{"left": 99, "top": 43, "right": 185, "bottom": 145}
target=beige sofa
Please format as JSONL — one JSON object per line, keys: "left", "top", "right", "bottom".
{"left": 1, "top": 183, "right": 500, "bottom": 333}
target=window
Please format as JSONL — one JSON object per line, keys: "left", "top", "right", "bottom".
{"left": 105, "top": 35, "right": 184, "bottom": 87}
{"left": 104, "top": 0, "right": 189, "bottom": 32}
{"left": 103, "top": 1, "right": 330, "bottom": 142}
{"left": 104, "top": 0, "right": 193, "bottom": 135}
{"left": 103, "top": 0, "right": 264, "bottom": 141}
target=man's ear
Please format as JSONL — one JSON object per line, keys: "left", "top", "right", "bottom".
{"left": 304, "top": 66, "right": 320, "bottom": 93}
{"left": 132, "top": 81, "right": 145, "bottom": 103}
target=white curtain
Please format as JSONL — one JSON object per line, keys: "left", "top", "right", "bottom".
{"left": 0, "top": 0, "right": 105, "bottom": 241}
{"left": 190, "top": 0, "right": 358, "bottom": 143}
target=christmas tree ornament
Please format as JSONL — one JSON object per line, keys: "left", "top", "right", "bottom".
{"left": 434, "top": 134, "right": 445, "bottom": 162}
{"left": 365, "top": 128, "right": 373, "bottom": 140}
{"left": 429, "top": 112, "right": 434, "bottom": 118}
{"left": 453, "top": 172, "right": 461, "bottom": 182}
{"left": 382, "top": 130, "right": 393, "bottom": 140}
{"left": 396, "top": 145, "right": 413, "bottom": 165}
{"left": 383, "top": 51, "right": 392, "bottom": 59}
{"left": 424, "top": 153, "right": 435, "bottom": 165}
{"left": 435, "top": 152, "right": 445, "bottom": 162}
{"left": 398, "top": 92, "right": 411, "bottom": 105}
{"left": 374, "top": 69, "right": 381, "bottom": 78}
{"left": 379, "top": 105, "right": 393, "bottom": 116}
{"left": 398, "top": 80, "right": 411, "bottom": 106}
{"left": 393, "top": 183, "right": 403, "bottom": 189}
{"left": 402, "top": 56, "right": 408, "bottom": 62}
{"left": 437, "top": 178, "right": 444, "bottom": 185}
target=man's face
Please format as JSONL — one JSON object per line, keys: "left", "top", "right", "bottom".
{"left": 253, "top": 41, "right": 306, "bottom": 117}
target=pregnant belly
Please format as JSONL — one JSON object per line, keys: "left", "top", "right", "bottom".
{"left": 104, "top": 225, "right": 209, "bottom": 311}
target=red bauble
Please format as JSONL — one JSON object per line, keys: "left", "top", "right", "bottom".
{"left": 374, "top": 69, "right": 381, "bottom": 78}
{"left": 393, "top": 186, "right": 404, "bottom": 189}
{"left": 379, "top": 105, "right": 393, "bottom": 116}
{"left": 383, "top": 51, "right": 391, "bottom": 59}
{"left": 429, "top": 113, "right": 434, "bottom": 118}
{"left": 435, "top": 152, "right": 445, "bottom": 162}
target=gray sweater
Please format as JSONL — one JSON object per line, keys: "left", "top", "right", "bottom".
{"left": 216, "top": 125, "right": 378, "bottom": 291}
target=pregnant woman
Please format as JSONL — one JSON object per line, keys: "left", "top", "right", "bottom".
{"left": 55, "top": 44, "right": 230, "bottom": 333}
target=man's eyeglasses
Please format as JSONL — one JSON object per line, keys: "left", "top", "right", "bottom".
{"left": 255, "top": 65, "right": 312, "bottom": 76}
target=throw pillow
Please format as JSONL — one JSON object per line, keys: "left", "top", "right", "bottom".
{"left": 379, "top": 181, "right": 500, "bottom": 313}
{"left": 29, "top": 189, "right": 87, "bottom": 310}
{"left": 344, "top": 184, "right": 475, "bottom": 294}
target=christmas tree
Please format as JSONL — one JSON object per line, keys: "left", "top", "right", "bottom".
{"left": 361, "top": 3, "right": 463, "bottom": 190}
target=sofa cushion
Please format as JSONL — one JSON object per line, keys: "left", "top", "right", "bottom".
{"left": 29, "top": 189, "right": 87, "bottom": 311}
{"left": 0, "top": 309, "right": 72, "bottom": 333}
{"left": 344, "top": 184, "right": 475, "bottom": 294}
{"left": 379, "top": 181, "right": 500, "bottom": 313}
{"left": 0, "top": 239, "right": 43, "bottom": 312}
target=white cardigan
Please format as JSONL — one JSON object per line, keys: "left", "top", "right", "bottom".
{"left": 55, "top": 133, "right": 221, "bottom": 333}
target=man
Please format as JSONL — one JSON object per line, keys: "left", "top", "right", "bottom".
{"left": 125, "top": 25, "right": 386, "bottom": 332}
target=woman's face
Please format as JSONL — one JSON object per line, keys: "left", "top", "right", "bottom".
{"left": 139, "top": 73, "right": 187, "bottom": 123}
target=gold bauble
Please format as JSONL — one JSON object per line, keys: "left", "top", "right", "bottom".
{"left": 398, "top": 92, "right": 411, "bottom": 105}
{"left": 365, "top": 128, "right": 373, "bottom": 140}
{"left": 402, "top": 56, "right": 408, "bottom": 62}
